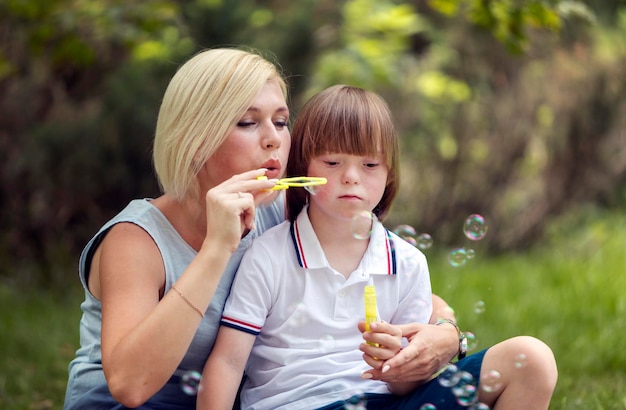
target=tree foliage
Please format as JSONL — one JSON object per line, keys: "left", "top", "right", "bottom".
{"left": 1, "top": 0, "right": 623, "bottom": 288}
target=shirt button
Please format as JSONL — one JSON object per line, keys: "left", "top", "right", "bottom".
{"left": 339, "top": 290, "right": 346, "bottom": 297}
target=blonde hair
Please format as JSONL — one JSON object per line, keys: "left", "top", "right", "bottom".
{"left": 286, "top": 84, "right": 399, "bottom": 221}
{"left": 153, "top": 48, "right": 287, "bottom": 201}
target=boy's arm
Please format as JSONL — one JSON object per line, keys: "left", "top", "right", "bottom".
{"left": 197, "top": 326, "right": 256, "bottom": 410}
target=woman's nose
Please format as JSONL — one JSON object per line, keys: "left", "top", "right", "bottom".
{"left": 262, "top": 124, "right": 282, "bottom": 150}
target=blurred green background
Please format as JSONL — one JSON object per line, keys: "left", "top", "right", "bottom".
{"left": 1, "top": 0, "right": 625, "bottom": 408}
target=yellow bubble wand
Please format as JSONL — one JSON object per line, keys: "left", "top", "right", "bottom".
{"left": 364, "top": 277, "right": 380, "bottom": 348}
{"left": 257, "top": 176, "right": 327, "bottom": 191}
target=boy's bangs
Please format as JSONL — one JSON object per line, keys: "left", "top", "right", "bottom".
{"left": 306, "top": 109, "right": 386, "bottom": 159}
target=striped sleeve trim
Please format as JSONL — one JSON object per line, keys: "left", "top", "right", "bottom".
{"left": 220, "top": 316, "right": 262, "bottom": 335}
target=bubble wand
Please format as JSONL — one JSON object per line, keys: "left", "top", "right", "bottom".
{"left": 257, "top": 176, "right": 327, "bottom": 190}
{"left": 364, "top": 277, "right": 380, "bottom": 347}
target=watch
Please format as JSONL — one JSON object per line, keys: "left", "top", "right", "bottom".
{"left": 458, "top": 331, "right": 468, "bottom": 360}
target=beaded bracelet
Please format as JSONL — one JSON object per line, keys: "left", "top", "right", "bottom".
{"left": 171, "top": 285, "right": 205, "bottom": 319}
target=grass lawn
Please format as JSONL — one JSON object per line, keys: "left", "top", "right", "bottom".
{"left": 1, "top": 209, "right": 625, "bottom": 409}
{"left": 0, "top": 283, "right": 82, "bottom": 409}
{"left": 428, "top": 209, "right": 626, "bottom": 409}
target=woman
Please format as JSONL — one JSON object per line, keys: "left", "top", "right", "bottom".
{"left": 63, "top": 48, "right": 461, "bottom": 410}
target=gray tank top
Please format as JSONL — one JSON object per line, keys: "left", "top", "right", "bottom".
{"left": 64, "top": 197, "right": 284, "bottom": 408}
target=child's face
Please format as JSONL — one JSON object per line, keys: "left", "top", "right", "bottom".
{"left": 306, "top": 152, "right": 388, "bottom": 223}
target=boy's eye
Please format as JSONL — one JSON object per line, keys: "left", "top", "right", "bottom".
{"left": 365, "top": 162, "right": 379, "bottom": 168}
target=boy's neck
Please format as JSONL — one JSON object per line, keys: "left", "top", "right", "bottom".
{"left": 307, "top": 207, "right": 370, "bottom": 279}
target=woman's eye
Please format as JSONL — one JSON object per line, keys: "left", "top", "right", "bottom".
{"left": 274, "top": 120, "right": 288, "bottom": 129}
{"left": 237, "top": 120, "right": 255, "bottom": 127}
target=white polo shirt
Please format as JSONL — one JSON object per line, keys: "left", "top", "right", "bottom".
{"left": 221, "top": 207, "right": 433, "bottom": 410}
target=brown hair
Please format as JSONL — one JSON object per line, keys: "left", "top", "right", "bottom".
{"left": 286, "top": 84, "right": 399, "bottom": 221}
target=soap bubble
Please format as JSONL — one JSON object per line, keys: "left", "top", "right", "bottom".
{"left": 416, "top": 233, "right": 433, "bottom": 250}
{"left": 393, "top": 224, "right": 417, "bottom": 246}
{"left": 463, "top": 214, "right": 488, "bottom": 241}
{"left": 464, "top": 331, "right": 478, "bottom": 351}
{"left": 304, "top": 185, "right": 321, "bottom": 195}
{"left": 343, "top": 390, "right": 367, "bottom": 410}
{"left": 455, "top": 384, "right": 478, "bottom": 406}
{"left": 469, "top": 403, "right": 491, "bottom": 410}
{"left": 352, "top": 210, "right": 374, "bottom": 240}
{"left": 420, "top": 404, "right": 437, "bottom": 410}
{"left": 451, "top": 371, "right": 478, "bottom": 406}
{"left": 480, "top": 369, "right": 503, "bottom": 393}
{"left": 465, "top": 248, "right": 475, "bottom": 259}
{"left": 318, "top": 335, "right": 336, "bottom": 353}
{"left": 180, "top": 370, "right": 202, "bottom": 395}
{"left": 514, "top": 352, "right": 528, "bottom": 368}
{"left": 448, "top": 248, "right": 468, "bottom": 267}
{"left": 473, "top": 300, "right": 486, "bottom": 314}
{"left": 287, "top": 302, "right": 311, "bottom": 327}
{"left": 438, "top": 363, "right": 461, "bottom": 387}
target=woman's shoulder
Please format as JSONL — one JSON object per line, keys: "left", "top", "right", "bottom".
{"left": 114, "top": 198, "right": 166, "bottom": 224}
{"left": 96, "top": 199, "right": 176, "bottom": 238}
{"left": 80, "top": 200, "right": 173, "bottom": 272}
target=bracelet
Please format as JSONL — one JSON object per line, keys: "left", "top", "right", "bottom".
{"left": 435, "top": 319, "right": 467, "bottom": 360}
{"left": 434, "top": 318, "right": 460, "bottom": 334}
{"left": 170, "top": 285, "right": 204, "bottom": 319}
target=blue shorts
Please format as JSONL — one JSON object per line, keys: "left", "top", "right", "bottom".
{"left": 318, "top": 349, "right": 487, "bottom": 410}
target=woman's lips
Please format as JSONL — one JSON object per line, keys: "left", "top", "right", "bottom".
{"left": 261, "top": 159, "right": 281, "bottom": 179}
{"left": 264, "top": 168, "right": 281, "bottom": 179}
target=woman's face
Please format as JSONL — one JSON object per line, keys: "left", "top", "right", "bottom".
{"left": 202, "top": 80, "right": 291, "bottom": 188}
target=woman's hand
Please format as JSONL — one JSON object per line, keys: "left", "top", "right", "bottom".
{"left": 203, "top": 168, "right": 278, "bottom": 253}
{"left": 359, "top": 321, "right": 458, "bottom": 383}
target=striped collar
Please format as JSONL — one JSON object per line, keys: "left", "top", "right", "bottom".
{"left": 289, "top": 207, "right": 396, "bottom": 275}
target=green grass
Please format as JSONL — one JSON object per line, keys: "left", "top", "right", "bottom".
{"left": 1, "top": 210, "right": 626, "bottom": 409}
{"left": 428, "top": 210, "right": 626, "bottom": 409}
{"left": 0, "top": 284, "right": 82, "bottom": 409}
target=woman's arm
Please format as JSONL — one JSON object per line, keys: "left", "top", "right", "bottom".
{"left": 198, "top": 327, "right": 256, "bottom": 410}
{"left": 98, "top": 222, "right": 232, "bottom": 407}
{"left": 98, "top": 171, "right": 277, "bottom": 407}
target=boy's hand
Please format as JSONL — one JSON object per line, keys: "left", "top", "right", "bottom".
{"left": 358, "top": 321, "right": 402, "bottom": 371}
